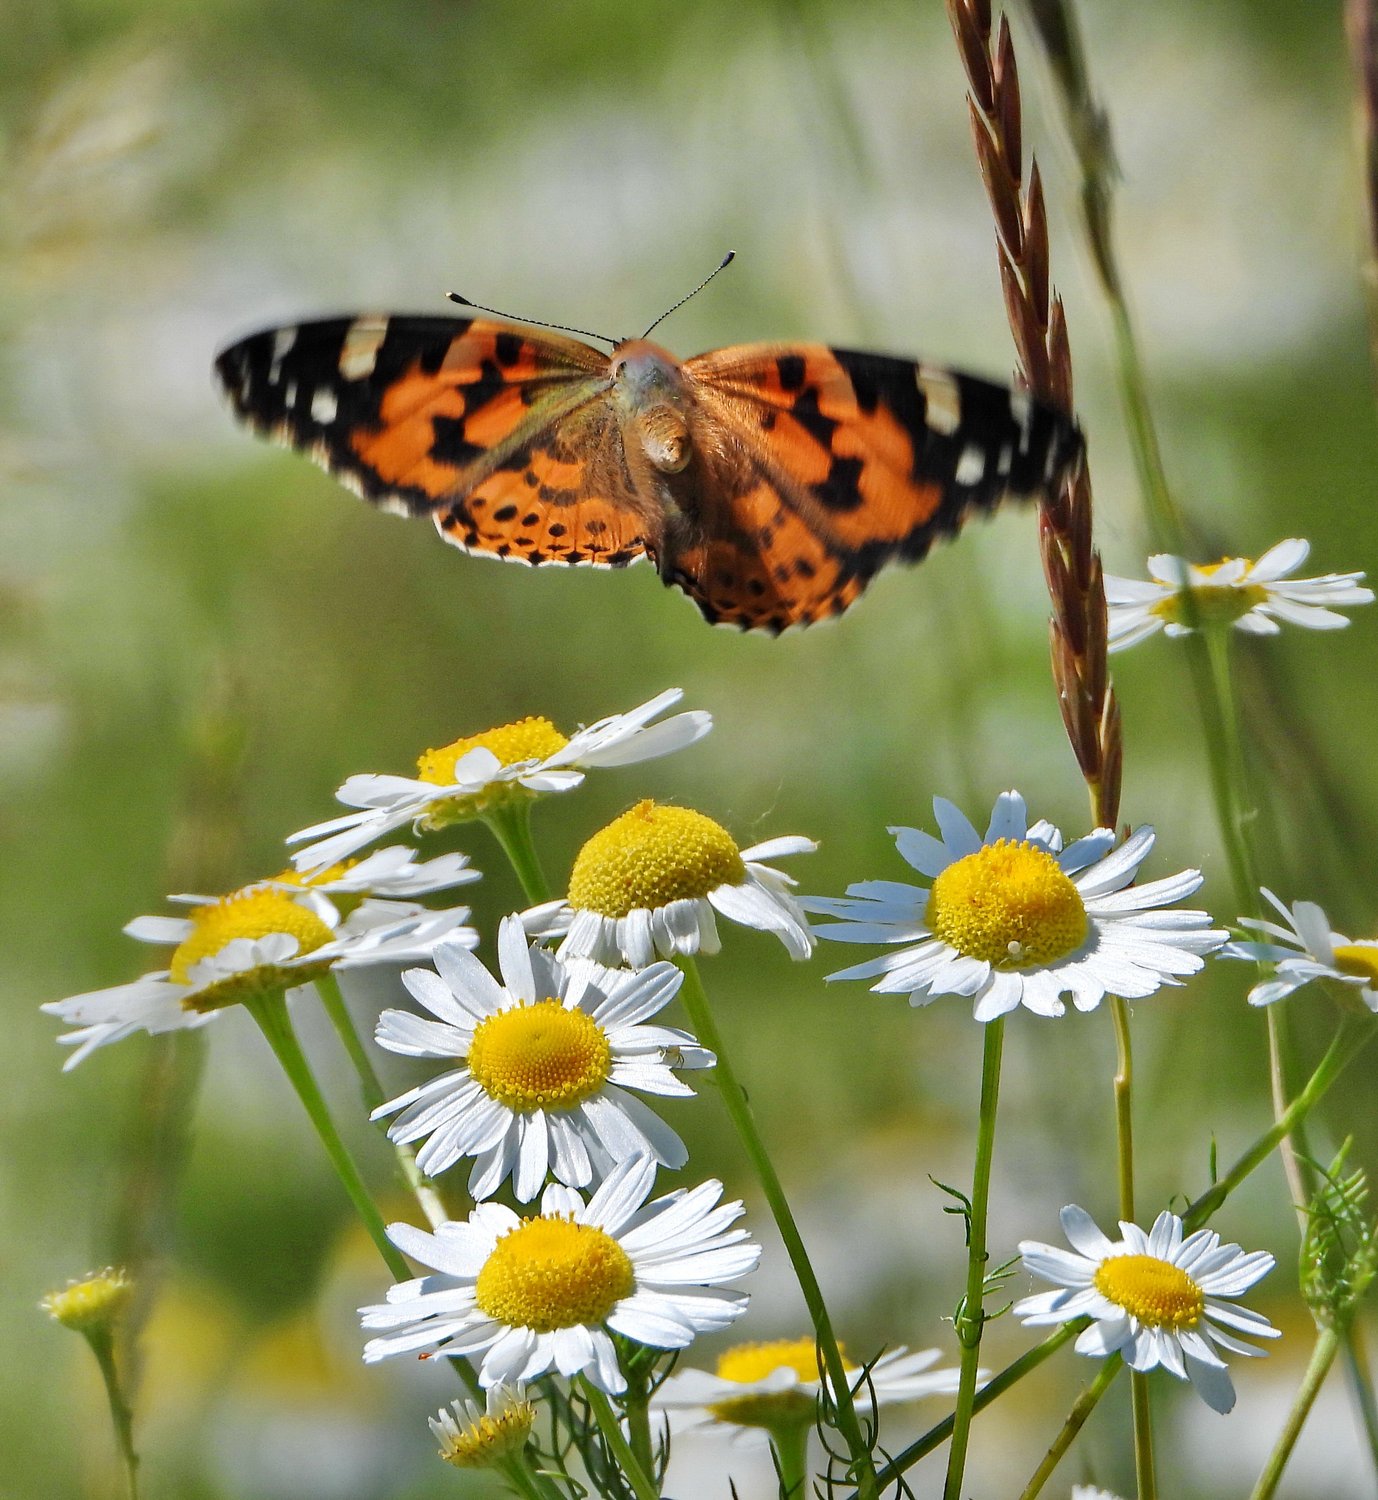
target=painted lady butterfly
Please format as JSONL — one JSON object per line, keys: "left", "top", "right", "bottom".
{"left": 215, "top": 301, "right": 1080, "bottom": 633}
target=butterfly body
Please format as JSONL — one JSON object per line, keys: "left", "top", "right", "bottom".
{"left": 215, "top": 312, "right": 1081, "bottom": 631}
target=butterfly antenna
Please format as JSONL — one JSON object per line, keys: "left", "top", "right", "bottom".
{"left": 639, "top": 251, "right": 736, "bottom": 339}
{"left": 445, "top": 292, "right": 617, "bottom": 346}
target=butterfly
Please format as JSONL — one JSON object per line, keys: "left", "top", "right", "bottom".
{"left": 214, "top": 302, "right": 1081, "bottom": 632}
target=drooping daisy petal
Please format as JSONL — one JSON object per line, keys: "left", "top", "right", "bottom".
{"left": 523, "top": 801, "right": 816, "bottom": 967}
{"left": 1015, "top": 1205, "right": 1277, "bottom": 1414}
{"left": 1225, "top": 887, "right": 1378, "bottom": 1011}
{"left": 359, "top": 1156, "right": 759, "bottom": 1394}
{"left": 805, "top": 792, "right": 1225, "bottom": 1021}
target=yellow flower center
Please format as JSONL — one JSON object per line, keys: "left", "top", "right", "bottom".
{"left": 475, "top": 1215, "right": 635, "bottom": 1332}
{"left": 435, "top": 1398, "right": 537, "bottom": 1469}
{"left": 1332, "top": 943, "right": 1378, "bottom": 986}
{"left": 1093, "top": 1254, "right": 1204, "bottom": 1330}
{"left": 925, "top": 840, "right": 1088, "bottom": 967}
{"left": 42, "top": 1268, "right": 133, "bottom": 1334}
{"left": 266, "top": 860, "right": 353, "bottom": 888}
{"left": 411, "top": 716, "right": 569, "bottom": 826}
{"left": 706, "top": 1338, "right": 855, "bottom": 1429}
{"left": 1150, "top": 560, "right": 1268, "bottom": 629}
{"left": 467, "top": 1001, "right": 612, "bottom": 1111}
{"left": 567, "top": 801, "right": 746, "bottom": 918}
{"left": 168, "top": 888, "right": 334, "bottom": 1008}
{"left": 417, "top": 716, "right": 567, "bottom": 786}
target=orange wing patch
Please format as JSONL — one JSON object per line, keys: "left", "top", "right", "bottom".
{"left": 435, "top": 402, "right": 661, "bottom": 569}
{"left": 667, "top": 478, "right": 866, "bottom": 631}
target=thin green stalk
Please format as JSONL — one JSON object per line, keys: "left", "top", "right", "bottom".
{"left": 313, "top": 972, "right": 449, "bottom": 1229}
{"left": 1108, "top": 995, "right": 1155, "bottom": 1499}
{"left": 243, "top": 990, "right": 412, "bottom": 1281}
{"left": 1017, "top": 1356, "right": 1122, "bottom": 1500}
{"left": 1185, "top": 1021, "right": 1371, "bottom": 1230}
{"left": 943, "top": 1016, "right": 1006, "bottom": 1500}
{"left": 770, "top": 1421, "right": 810, "bottom": 1496}
{"left": 875, "top": 1323, "right": 1081, "bottom": 1485}
{"left": 88, "top": 1327, "right": 140, "bottom": 1500}
{"left": 485, "top": 799, "right": 553, "bottom": 905}
{"left": 623, "top": 1367, "right": 655, "bottom": 1485}
{"left": 675, "top": 957, "right": 876, "bottom": 1495}
{"left": 1249, "top": 1326, "right": 1344, "bottom": 1500}
{"left": 877, "top": 1020, "right": 1371, "bottom": 1489}
{"left": 582, "top": 1380, "right": 660, "bottom": 1500}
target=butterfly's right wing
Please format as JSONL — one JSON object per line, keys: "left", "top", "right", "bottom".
{"left": 675, "top": 343, "right": 1081, "bottom": 630}
{"left": 215, "top": 315, "right": 662, "bottom": 568}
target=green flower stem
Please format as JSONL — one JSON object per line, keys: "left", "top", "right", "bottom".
{"left": 943, "top": 1015, "right": 1006, "bottom": 1500}
{"left": 582, "top": 1380, "right": 660, "bottom": 1500}
{"left": 1108, "top": 995, "right": 1155, "bottom": 1499}
{"left": 1249, "top": 1325, "right": 1344, "bottom": 1500}
{"left": 1184, "top": 1021, "right": 1372, "bottom": 1231}
{"left": 313, "top": 972, "right": 449, "bottom": 1230}
{"left": 1016, "top": 1356, "right": 1123, "bottom": 1500}
{"left": 874, "top": 1323, "right": 1081, "bottom": 1485}
{"left": 485, "top": 799, "right": 553, "bottom": 905}
{"left": 878, "top": 1020, "right": 1371, "bottom": 1489}
{"left": 623, "top": 1368, "right": 655, "bottom": 1484}
{"left": 86, "top": 1327, "right": 140, "bottom": 1500}
{"left": 244, "top": 990, "right": 412, "bottom": 1281}
{"left": 675, "top": 957, "right": 876, "bottom": 1496}
{"left": 770, "top": 1421, "right": 810, "bottom": 1497}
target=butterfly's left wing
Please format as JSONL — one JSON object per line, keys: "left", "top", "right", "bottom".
{"left": 215, "top": 315, "right": 664, "bottom": 568}
{"left": 674, "top": 343, "right": 1081, "bottom": 631}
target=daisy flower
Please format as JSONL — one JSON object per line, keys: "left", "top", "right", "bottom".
{"left": 372, "top": 914, "right": 714, "bottom": 1200}
{"left": 805, "top": 792, "right": 1225, "bottom": 1022}
{"left": 1015, "top": 1204, "right": 1279, "bottom": 1414}
{"left": 1224, "top": 887, "right": 1378, "bottom": 1010}
{"left": 288, "top": 688, "right": 711, "bottom": 871}
{"left": 359, "top": 1155, "right": 759, "bottom": 1394}
{"left": 429, "top": 1385, "right": 536, "bottom": 1470}
{"left": 651, "top": 1337, "right": 963, "bottom": 1435}
{"left": 43, "top": 857, "right": 479, "bottom": 1068}
{"left": 522, "top": 800, "right": 815, "bottom": 967}
{"left": 1105, "top": 537, "right": 1372, "bottom": 652}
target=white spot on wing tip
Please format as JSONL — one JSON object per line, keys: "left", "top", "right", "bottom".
{"left": 310, "top": 388, "right": 338, "bottom": 425}
{"left": 269, "top": 327, "right": 297, "bottom": 384}
{"left": 340, "top": 317, "right": 390, "bottom": 380}
{"left": 916, "top": 366, "right": 962, "bottom": 436}
{"left": 955, "top": 445, "right": 986, "bottom": 486}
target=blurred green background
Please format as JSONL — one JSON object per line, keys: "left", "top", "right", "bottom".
{"left": 4, "top": 1, "right": 1376, "bottom": 1495}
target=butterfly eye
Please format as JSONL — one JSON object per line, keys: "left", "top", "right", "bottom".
{"left": 635, "top": 405, "right": 692, "bottom": 474}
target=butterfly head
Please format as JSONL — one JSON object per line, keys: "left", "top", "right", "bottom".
{"left": 610, "top": 338, "right": 693, "bottom": 475}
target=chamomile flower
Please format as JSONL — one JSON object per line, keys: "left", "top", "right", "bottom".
{"left": 1072, "top": 1488, "right": 1125, "bottom": 1500}
{"left": 1105, "top": 538, "right": 1372, "bottom": 652}
{"left": 522, "top": 800, "right": 815, "bottom": 966}
{"left": 43, "top": 860, "right": 478, "bottom": 1069}
{"left": 359, "top": 1156, "right": 759, "bottom": 1394}
{"left": 651, "top": 1338, "right": 963, "bottom": 1434}
{"left": 1015, "top": 1205, "right": 1279, "bottom": 1414}
{"left": 805, "top": 792, "right": 1225, "bottom": 1022}
{"left": 1224, "top": 887, "right": 1378, "bottom": 1010}
{"left": 429, "top": 1385, "right": 536, "bottom": 1469}
{"left": 288, "top": 689, "right": 711, "bottom": 871}
{"left": 372, "top": 915, "right": 713, "bottom": 1200}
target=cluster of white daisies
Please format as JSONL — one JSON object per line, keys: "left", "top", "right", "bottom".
{"left": 44, "top": 537, "right": 1374, "bottom": 1470}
